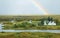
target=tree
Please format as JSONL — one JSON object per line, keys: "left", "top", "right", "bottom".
{"left": 47, "top": 17, "right": 53, "bottom": 22}
{"left": 55, "top": 19, "right": 60, "bottom": 25}
{"left": 14, "top": 24, "right": 18, "bottom": 28}
{"left": 40, "top": 18, "right": 45, "bottom": 25}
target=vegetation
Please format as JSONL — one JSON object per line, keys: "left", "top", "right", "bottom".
{"left": 0, "top": 15, "right": 60, "bottom": 30}
{"left": 0, "top": 32, "right": 60, "bottom": 38}
{"left": 3, "top": 21, "right": 60, "bottom": 30}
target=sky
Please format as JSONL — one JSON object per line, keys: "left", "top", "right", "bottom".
{"left": 0, "top": 0, "right": 60, "bottom": 15}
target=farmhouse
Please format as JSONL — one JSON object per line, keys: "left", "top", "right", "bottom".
{"left": 44, "top": 20, "right": 56, "bottom": 25}
{"left": 41, "top": 17, "right": 56, "bottom": 25}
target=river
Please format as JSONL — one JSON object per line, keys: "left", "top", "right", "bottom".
{"left": 0, "top": 30, "right": 60, "bottom": 33}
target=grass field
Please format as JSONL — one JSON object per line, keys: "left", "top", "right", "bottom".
{"left": 0, "top": 32, "right": 60, "bottom": 38}
{"left": 0, "top": 15, "right": 60, "bottom": 30}
{"left": 3, "top": 21, "right": 60, "bottom": 30}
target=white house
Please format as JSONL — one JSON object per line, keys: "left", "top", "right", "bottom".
{"left": 44, "top": 20, "right": 56, "bottom": 25}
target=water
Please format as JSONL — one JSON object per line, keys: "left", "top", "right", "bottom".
{"left": 0, "top": 30, "right": 60, "bottom": 33}
{"left": 0, "top": 24, "right": 4, "bottom": 30}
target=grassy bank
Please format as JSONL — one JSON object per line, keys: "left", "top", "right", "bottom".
{"left": 3, "top": 21, "right": 60, "bottom": 30}
{"left": 4, "top": 25, "right": 60, "bottom": 30}
{"left": 0, "top": 32, "right": 60, "bottom": 38}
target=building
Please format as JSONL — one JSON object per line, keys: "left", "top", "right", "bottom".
{"left": 42, "top": 17, "right": 56, "bottom": 25}
{"left": 44, "top": 20, "right": 56, "bottom": 25}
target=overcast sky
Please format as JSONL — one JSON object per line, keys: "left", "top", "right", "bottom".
{"left": 0, "top": 0, "right": 60, "bottom": 15}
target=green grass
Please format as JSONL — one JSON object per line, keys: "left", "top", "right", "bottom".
{"left": 0, "top": 32, "right": 60, "bottom": 38}
{"left": 0, "top": 15, "right": 60, "bottom": 30}
{"left": 3, "top": 21, "right": 60, "bottom": 30}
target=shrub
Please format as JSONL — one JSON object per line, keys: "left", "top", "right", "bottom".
{"left": 13, "top": 24, "right": 18, "bottom": 28}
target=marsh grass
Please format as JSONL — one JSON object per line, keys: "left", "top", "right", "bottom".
{"left": 0, "top": 32, "right": 60, "bottom": 38}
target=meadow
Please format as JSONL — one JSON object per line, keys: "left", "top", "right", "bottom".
{"left": 0, "top": 15, "right": 60, "bottom": 30}
{"left": 0, "top": 32, "right": 60, "bottom": 38}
